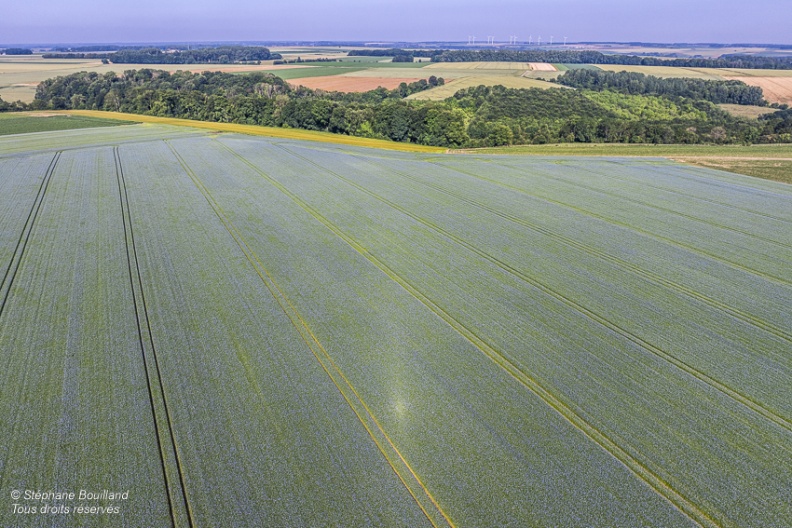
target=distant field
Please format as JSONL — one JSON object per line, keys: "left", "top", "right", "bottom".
{"left": 289, "top": 75, "right": 424, "bottom": 91}
{"left": 264, "top": 65, "right": 369, "bottom": 80}
{"left": 554, "top": 63, "right": 603, "bottom": 71}
{"left": 310, "top": 59, "right": 431, "bottom": 69}
{"left": 676, "top": 158, "right": 792, "bottom": 184}
{"left": 696, "top": 68, "right": 792, "bottom": 78}
{"left": 0, "top": 55, "right": 302, "bottom": 103}
{"left": 425, "top": 62, "right": 535, "bottom": 71}
{"left": 0, "top": 112, "right": 134, "bottom": 135}
{"left": 407, "top": 76, "right": 561, "bottom": 100}
{"left": 571, "top": 44, "right": 786, "bottom": 58}
{"left": 594, "top": 64, "right": 725, "bottom": 79}
{"left": 528, "top": 62, "right": 558, "bottom": 71}
{"left": 717, "top": 104, "right": 778, "bottom": 119}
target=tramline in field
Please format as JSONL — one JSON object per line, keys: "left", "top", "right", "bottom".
{"left": 0, "top": 125, "right": 790, "bottom": 527}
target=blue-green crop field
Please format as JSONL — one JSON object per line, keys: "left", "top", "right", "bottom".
{"left": 0, "top": 125, "right": 790, "bottom": 527}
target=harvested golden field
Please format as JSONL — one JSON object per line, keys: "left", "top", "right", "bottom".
{"left": 730, "top": 77, "right": 792, "bottom": 104}
{"left": 289, "top": 75, "right": 423, "bottom": 92}
{"left": 407, "top": 76, "right": 561, "bottom": 100}
{"left": 704, "top": 68, "right": 792, "bottom": 78}
{"left": 409, "top": 62, "right": 562, "bottom": 82}
{"left": 594, "top": 64, "right": 724, "bottom": 79}
{"left": 425, "top": 61, "right": 534, "bottom": 71}
{"left": 528, "top": 62, "right": 558, "bottom": 71}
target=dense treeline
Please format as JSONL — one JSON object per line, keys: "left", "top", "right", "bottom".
{"left": 451, "top": 85, "right": 761, "bottom": 145}
{"left": 42, "top": 46, "right": 278, "bottom": 63}
{"left": 760, "top": 108, "right": 792, "bottom": 135}
{"left": 556, "top": 70, "right": 766, "bottom": 105}
{"left": 0, "top": 96, "right": 29, "bottom": 111}
{"left": 111, "top": 46, "right": 276, "bottom": 63}
{"left": 431, "top": 49, "right": 792, "bottom": 69}
{"left": 2, "top": 48, "right": 33, "bottom": 55}
{"left": 25, "top": 69, "right": 792, "bottom": 147}
{"left": 42, "top": 53, "right": 111, "bottom": 59}
{"left": 32, "top": 69, "right": 442, "bottom": 109}
{"left": 52, "top": 45, "right": 161, "bottom": 52}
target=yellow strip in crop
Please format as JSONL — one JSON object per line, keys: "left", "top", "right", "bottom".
{"left": 55, "top": 110, "right": 446, "bottom": 153}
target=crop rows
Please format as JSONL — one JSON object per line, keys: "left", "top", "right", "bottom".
{"left": 443, "top": 156, "right": 792, "bottom": 284}
{"left": 167, "top": 136, "right": 698, "bottom": 527}
{"left": 1, "top": 129, "right": 790, "bottom": 527}
{"left": 0, "top": 147, "right": 171, "bottom": 526}
{"left": 200, "top": 136, "right": 790, "bottom": 527}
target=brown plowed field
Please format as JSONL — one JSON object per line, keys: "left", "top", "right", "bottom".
{"left": 288, "top": 76, "right": 423, "bottom": 92}
{"left": 731, "top": 77, "right": 792, "bottom": 104}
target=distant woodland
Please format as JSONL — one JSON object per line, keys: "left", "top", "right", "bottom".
{"left": 343, "top": 48, "right": 792, "bottom": 70}
{"left": 1, "top": 48, "right": 33, "bottom": 55}
{"left": 555, "top": 70, "right": 766, "bottom": 105}
{"left": 428, "top": 49, "right": 792, "bottom": 69}
{"left": 42, "top": 46, "right": 278, "bottom": 64}
{"left": 9, "top": 68, "right": 789, "bottom": 147}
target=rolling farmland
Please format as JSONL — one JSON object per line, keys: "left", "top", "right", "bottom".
{"left": 1, "top": 125, "right": 791, "bottom": 526}
{"left": 0, "top": 55, "right": 303, "bottom": 104}
{"left": 592, "top": 65, "right": 792, "bottom": 104}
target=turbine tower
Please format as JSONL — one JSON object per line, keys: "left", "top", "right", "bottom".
{"left": 550, "top": 36, "right": 554, "bottom": 45}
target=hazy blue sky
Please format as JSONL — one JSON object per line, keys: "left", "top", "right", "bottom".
{"left": 3, "top": 0, "right": 790, "bottom": 44}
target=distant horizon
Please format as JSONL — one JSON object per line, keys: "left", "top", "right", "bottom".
{"left": 3, "top": 1, "right": 790, "bottom": 47}
{"left": 3, "top": 40, "right": 791, "bottom": 48}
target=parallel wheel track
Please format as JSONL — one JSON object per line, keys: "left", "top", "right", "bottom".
{"left": 114, "top": 147, "right": 193, "bottom": 528}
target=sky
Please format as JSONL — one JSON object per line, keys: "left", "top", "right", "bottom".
{"left": 2, "top": 0, "right": 790, "bottom": 45}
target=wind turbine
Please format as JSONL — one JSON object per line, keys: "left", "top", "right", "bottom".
{"left": 528, "top": 35, "right": 533, "bottom": 45}
{"left": 550, "top": 36, "right": 554, "bottom": 46}
{"left": 563, "top": 36, "right": 568, "bottom": 47}
{"left": 537, "top": 35, "right": 541, "bottom": 46}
